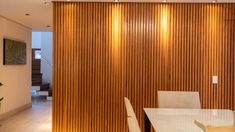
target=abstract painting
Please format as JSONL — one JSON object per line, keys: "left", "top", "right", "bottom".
{"left": 3, "top": 38, "right": 26, "bottom": 65}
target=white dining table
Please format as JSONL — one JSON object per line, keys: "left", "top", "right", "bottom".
{"left": 144, "top": 108, "right": 234, "bottom": 132}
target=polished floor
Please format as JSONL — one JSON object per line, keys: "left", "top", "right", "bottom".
{"left": 0, "top": 97, "right": 52, "bottom": 132}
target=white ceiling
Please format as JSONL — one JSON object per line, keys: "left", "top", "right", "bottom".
{"left": 0, "top": 0, "right": 234, "bottom": 31}
{"left": 0, "top": 0, "right": 53, "bottom": 31}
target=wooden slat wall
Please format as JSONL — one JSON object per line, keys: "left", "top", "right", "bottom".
{"left": 53, "top": 3, "right": 235, "bottom": 132}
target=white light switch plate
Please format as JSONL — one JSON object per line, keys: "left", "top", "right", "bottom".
{"left": 212, "top": 76, "right": 218, "bottom": 84}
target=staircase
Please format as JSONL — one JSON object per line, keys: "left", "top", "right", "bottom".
{"left": 32, "top": 49, "right": 52, "bottom": 100}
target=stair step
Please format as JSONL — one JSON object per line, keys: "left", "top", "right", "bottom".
{"left": 47, "top": 96, "right": 52, "bottom": 100}
{"left": 41, "top": 83, "right": 50, "bottom": 87}
{"left": 40, "top": 88, "right": 49, "bottom": 91}
{"left": 37, "top": 89, "right": 52, "bottom": 98}
{"left": 40, "top": 83, "right": 50, "bottom": 91}
{"left": 48, "top": 89, "right": 52, "bottom": 96}
{"left": 32, "top": 82, "right": 42, "bottom": 86}
{"left": 32, "top": 86, "right": 40, "bottom": 91}
{"left": 32, "top": 73, "right": 42, "bottom": 86}
{"left": 38, "top": 91, "right": 48, "bottom": 96}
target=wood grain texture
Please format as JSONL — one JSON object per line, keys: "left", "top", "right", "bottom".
{"left": 53, "top": 3, "right": 235, "bottom": 132}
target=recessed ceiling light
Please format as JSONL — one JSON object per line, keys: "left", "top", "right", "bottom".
{"left": 25, "top": 14, "right": 30, "bottom": 16}
{"left": 162, "top": 0, "right": 167, "bottom": 2}
{"left": 44, "top": 1, "right": 51, "bottom": 6}
{"left": 212, "top": 0, "right": 217, "bottom": 2}
{"left": 67, "top": 0, "right": 71, "bottom": 1}
{"left": 114, "top": 0, "right": 119, "bottom": 2}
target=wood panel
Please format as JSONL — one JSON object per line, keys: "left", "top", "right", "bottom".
{"left": 53, "top": 3, "right": 235, "bottom": 132}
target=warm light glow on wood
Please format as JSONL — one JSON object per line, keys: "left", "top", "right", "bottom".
{"left": 160, "top": 5, "right": 169, "bottom": 48}
{"left": 112, "top": 5, "right": 121, "bottom": 65}
{"left": 206, "top": 5, "right": 221, "bottom": 77}
{"left": 161, "top": 6, "right": 168, "bottom": 38}
{"left": 53, "top": 3, "right": 235, "bottom": 132}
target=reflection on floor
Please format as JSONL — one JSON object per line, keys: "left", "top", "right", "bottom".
{"left": 0, "top": 97, "right": 52, "bottom": 132}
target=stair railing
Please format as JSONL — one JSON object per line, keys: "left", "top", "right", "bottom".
{"left": 40, "top": 54, "right": 53, "bottom": 69}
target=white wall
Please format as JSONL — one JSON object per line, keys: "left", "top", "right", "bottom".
{"left": 32, "top": 32, "right": 41, "bottom": 49}
{"left": 41, "top": 32, "right": 52, "bottom": 86}
{"left": 0, "top": 16, "right": 32, "bottom": 115}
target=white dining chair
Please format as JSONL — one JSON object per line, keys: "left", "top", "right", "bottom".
{"left": 124, "top": 97, "right": 138, "bottom": 119}
{"left": 124, "top": 97, "right": 141, "bottom": 132}
{"left": 127, "top": 117, "right": 141, "bottom": 132}
{"left": 157, "top": 91, "right": 201, "bottom": 109}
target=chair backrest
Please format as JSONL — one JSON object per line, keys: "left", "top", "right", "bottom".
{"left": 158, "top": 91, "right": 201, "bottom": 109}
{"left": 124, "top": 97, "right": 138, "bottom": 119}
{"left": 124, "top": 97, "right": 141, "bottom": 132}
{"left": 127, "top": 117, "right": 141, "bottom": 132}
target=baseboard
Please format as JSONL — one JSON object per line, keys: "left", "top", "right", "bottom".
{"left": 0, "top": 103, "right": 32, "bottom": 120}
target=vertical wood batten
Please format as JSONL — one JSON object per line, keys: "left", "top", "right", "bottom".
{"left": 53, "top": 3, "right": 235, "bottom": 132}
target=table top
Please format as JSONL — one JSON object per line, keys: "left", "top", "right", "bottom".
{"left": 144, "top": 108, "right": 234, "bottom": 132}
